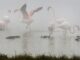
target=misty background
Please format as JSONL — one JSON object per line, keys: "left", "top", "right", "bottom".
{"left": 0, "top": 0, "right": 80, "bottom": 57}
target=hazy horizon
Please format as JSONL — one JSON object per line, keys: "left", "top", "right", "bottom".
{"left": 0, "top": 0, "right": 80, "bottom": 57}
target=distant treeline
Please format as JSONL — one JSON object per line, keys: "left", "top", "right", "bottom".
{"left": 0, "top": 54, "right": 80, "bottom": 60}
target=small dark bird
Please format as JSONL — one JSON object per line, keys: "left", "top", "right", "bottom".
{"left": 14, "top": 3, "right": 43, "bottom": 19}
{"left": 6, "top": 36, "right": 20, "bottom": 40}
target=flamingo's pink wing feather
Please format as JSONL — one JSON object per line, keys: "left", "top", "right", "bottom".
{"left": 31, "top": 7, "right": 43, "bottom": 16}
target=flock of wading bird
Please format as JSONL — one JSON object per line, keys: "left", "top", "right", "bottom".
{"left": 0, "top": 3, "right": 80, "bottom": 41}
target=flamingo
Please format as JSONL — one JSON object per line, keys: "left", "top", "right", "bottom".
{"left": 0, "top": 16, "right": 10, "bottom": 30}
{"left": 14, "top": 4, "right": 43, "bottom": 53}
{"left": 47, "top": 6, "right": 56, "bottom": 39}
{"left": 56, "top": 18, "right": 74, "bottom": 44}
{"left": 14, "top": 3, "right": 43, "bottom": 30}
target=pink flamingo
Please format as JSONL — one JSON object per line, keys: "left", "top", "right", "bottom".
{"left": 14, "top": 4, "right": 43, "bottom": 30}
{"left": 0, "top": 16, "right": 10, "bottom": 30}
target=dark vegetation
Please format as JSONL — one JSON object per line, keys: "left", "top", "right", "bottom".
{"left": 0, "top": 54, "right": 80, "bottom": 60}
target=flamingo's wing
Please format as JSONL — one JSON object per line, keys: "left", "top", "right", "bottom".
{"left": 20, "top": 4, "right": 27, "bottom": 12}
{"left": 31, "top": 7, "right": 43, "bottom": 16}
{"left": 14, "top": 4, "right": 27, "bottom": 14}
{"left": 20, "top": 4, "right": 29, "bottom": 19}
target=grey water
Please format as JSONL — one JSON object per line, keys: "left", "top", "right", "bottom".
{"left": 0, "top": 28, "right": 80, "bottom": 58}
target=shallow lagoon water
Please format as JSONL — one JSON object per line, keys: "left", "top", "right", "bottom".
{"left": 0, "top": 28, "right": 80, "bottom": 58}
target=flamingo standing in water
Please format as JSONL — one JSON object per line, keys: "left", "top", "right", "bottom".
{"left": 14, "top": 3, "right": 43, "bottom": 30}
{"left": 14, "top": 4, "right": 43, "bottom": 53}
{"left": 47, "top": 6, "right": 56, "bottom": 39}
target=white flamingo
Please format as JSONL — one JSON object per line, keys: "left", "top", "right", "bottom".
{"left": 14, "top": 3, "right": 43, "bottom": 30}
{"left": 48, "top": 16, "right": 69, "bottom": 40}
{"left": 0, "top": 16, "right": 10, "bottom": 30}
{"left": 56, "top": 18, "right": 73, "bottom": 44}
{"left": 47, "top": 6, "right": 56, "bottom": 38}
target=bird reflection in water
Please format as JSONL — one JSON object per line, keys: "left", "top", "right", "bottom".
{"left": 22, "top": 31, "right": 32, "bottom": 55}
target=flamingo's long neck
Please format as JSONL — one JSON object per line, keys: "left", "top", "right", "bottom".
{"left": 27, "top": 12, "right": 32, "bottom": 20}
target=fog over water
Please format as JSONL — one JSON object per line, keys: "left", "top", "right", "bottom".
{"left": 0, "top": 0, "right": 80, "bottom": 58}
